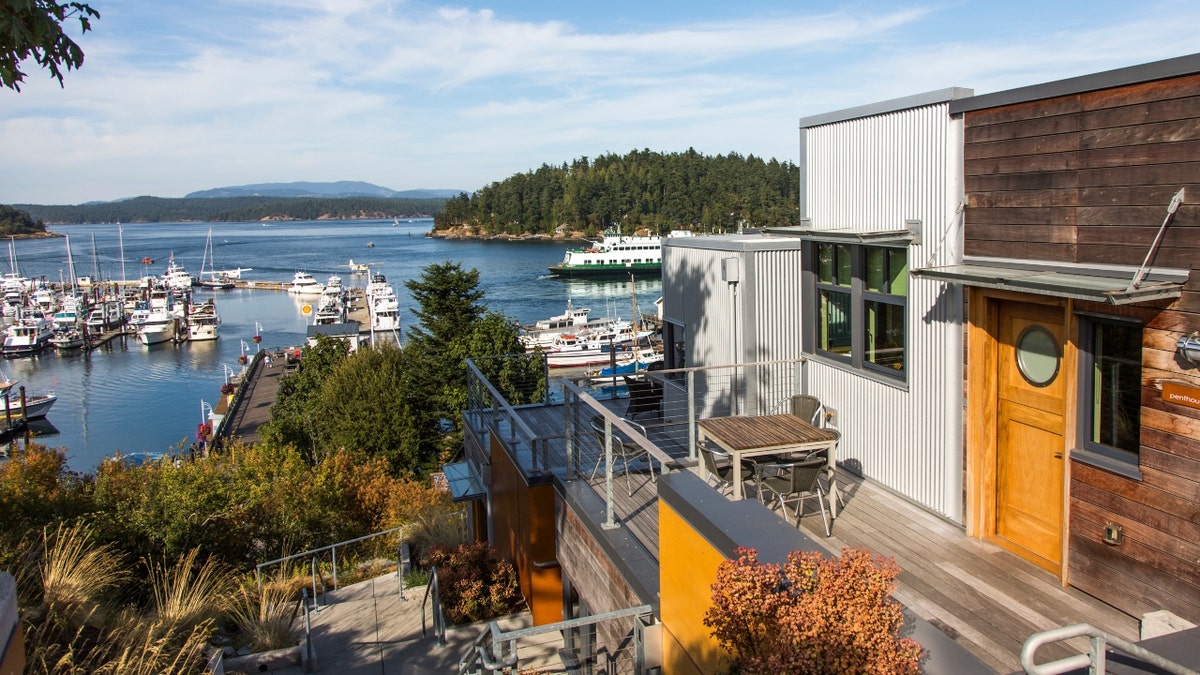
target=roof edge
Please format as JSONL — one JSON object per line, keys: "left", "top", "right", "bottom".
{"left": 949, "top": 52, "right": 1200, "bottom": 114}
{"left": 799, "top": 87, "right": 974, "bottom": 129}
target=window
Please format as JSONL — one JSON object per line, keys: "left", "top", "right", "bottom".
{"left": 1082, "top": 317, "right": 1142, "bottom": 466}
{"left": 812, "top": 243, "right": 907, "bottom": 378}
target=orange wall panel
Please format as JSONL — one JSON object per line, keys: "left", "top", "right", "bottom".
{"left": 658, "top": 501, "right": 732, "bottom": 675}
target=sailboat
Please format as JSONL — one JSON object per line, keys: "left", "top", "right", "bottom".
{"left": 195, "top": 228, "right": 235, "bottom": 289}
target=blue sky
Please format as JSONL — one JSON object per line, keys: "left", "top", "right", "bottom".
{"left": 4, "top": 1, "right": 1200, "bottom": 204}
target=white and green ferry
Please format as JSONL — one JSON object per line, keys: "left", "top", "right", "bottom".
{"left": 547, "top": 228, "right": 693, "bottom": 278}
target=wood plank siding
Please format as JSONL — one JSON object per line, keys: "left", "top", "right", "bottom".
{"left": 962, "top": 69, "right": 1200, "bottom": 621}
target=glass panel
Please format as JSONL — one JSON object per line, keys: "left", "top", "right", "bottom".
{"left": 864, "top": 300, "right": 905, "bottom": 372}
{"left": 817, "top": 244, "right": 833, "bottom": 283}
{"left": 1092, "top": 322, "right": 1142, "bottom": 453}
{"left": 835, "top": 245, "right": 851, "bottom": 287}
{"left": 888, "top": 249, "right": 907, "bottom": 296}
{"left": 866, "top": 248, "right": 885, "bottom": 292}
{"left": 1016, "top": 326, "right": 1060, "bottom": 387}
{"left": 818, "top": 289, "right": 852, "bottom": 355}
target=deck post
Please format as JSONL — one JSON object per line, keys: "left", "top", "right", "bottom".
{"left": 687, "top": 371, "right": 697, "bottom": 460}
{"left": 602, "top": 418, "right": 617, "bottom": 529}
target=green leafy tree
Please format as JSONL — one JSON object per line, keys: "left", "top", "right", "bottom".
{"left": 0, "top": 0, "right": 99, "bottom": 91}
{"left": 259, "top": 335, "right": 351, "bottom": 463}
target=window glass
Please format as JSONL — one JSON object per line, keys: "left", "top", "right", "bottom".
{"left": 866, "top": 248, "right": 885, "bottom": 292}
{"left": 818, "top": 289, "right": 852, "bottom": 355}
{"left": 1091, "top": 321, "right": 1141, "bottom": 453}
{"left": 817, "top": 244, "right": 834, "bottom": 283}
{"left": 864, "top": 300, "right": 905, "bottom": 371}
{"left": 888, "top": 249, "right": 907, "bottom": 296}
{"left": 835, "top": 245, "right": 851, "bottom": 287}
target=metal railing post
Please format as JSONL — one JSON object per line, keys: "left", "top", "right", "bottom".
{"left": 564, "top": 392, "right": 576, "bottom": 478}
{"left": 310, "top": 558, "right": 320, "bottom": 613}
{"left": 687, "top": 369, "right": 697, "bottom": 459}
{"left": 331, "top": 545, "right": 338, "bottom": 590}
{"left": 602, "top": 418, "right": 617, "bottom": 530}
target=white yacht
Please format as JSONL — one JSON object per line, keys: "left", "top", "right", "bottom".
{"left": 161, "top": 254, "right": 194, "bottom": 290}
{"left": 187, "top": 299, "right": 221, "bottom": 341}
{"left": 287, "top": 271, "right": 322, "bottom": 295}
{"left": 137, "top": 310, "right": 177, "bottom": 345}
{"left": 367, "top": 275, "right": 400, "bottom": 333}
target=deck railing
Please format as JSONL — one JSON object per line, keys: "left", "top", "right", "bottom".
{"left": 465, "top": 355, "right": 808, "bottom": 526}
{"left": 1021, "top": 623, "right": 1199, "bottom": 675}
{"left": 254, "top": 525, "right": 407, "bottom": 595}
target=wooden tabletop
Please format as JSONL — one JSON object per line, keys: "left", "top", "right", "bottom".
{"left": 697, "top": 414, "right": 839, "bottom": 451}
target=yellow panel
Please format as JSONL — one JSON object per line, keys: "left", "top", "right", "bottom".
{"left": 658, "top": 501, "right": 734, "bottom": 674}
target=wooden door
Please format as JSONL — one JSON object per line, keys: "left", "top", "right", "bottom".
{"left": 994, "top": 301, "right": 1066, "bottom": 572}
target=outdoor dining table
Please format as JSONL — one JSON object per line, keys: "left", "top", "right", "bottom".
{"left": 697, "top": 414, "right": 842, "bottom": 515}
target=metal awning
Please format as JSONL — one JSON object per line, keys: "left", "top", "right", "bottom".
{"left": 763, "top": 226, "right": 915, "bottom": 244}
{"left": 441, "top": 461, "right": 486, "bottom": 502}
{"left": 912, "top": 261, "right": 1186, "bottom": 305}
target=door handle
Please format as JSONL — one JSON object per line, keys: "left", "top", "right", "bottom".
{"left": 1053, "top": 451, "right": 1063, "bottom": 459}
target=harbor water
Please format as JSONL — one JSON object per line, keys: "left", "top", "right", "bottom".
{"left": 4, "top": 219, "right": 662, "bottom": 472}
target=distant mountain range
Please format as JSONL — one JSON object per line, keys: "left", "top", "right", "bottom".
{"left": 184, "top": 181, "right": 466, "bottom": 199}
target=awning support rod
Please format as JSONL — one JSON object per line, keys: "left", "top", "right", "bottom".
{"left": 1129, "top": 188, "right": 1185, "bottom": 291}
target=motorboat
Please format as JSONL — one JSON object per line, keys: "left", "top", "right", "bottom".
{"left": 543, "top": 321, "right": 655, "bottom": 368}
{"left": 187, "top": 299, "right": 221, "bottom": 341}
{"left": 2, "top": 315, "right": 54, "bottom": 356}
{"left": 50, "top": 328, "right": 86, "bottom": 351}
{"left": 0, "top": 372, "right": 56, "bottom": 419}
{"left": 587, "top": 347, "right": 664, "bottom": 382}
{"left": 137, "top": 310, "right": 177, "bottom": 345}
{"left": 85, "top": 300, "right": 125, "bottom": 332}
{"left": 369, "top": 284, "right": 400, "bottom": 333}
{"left": 161, "top": 254, "right": 194, "bottom": 290}
{"left": 519, "top": 300, "right": 617, "bottom": 351}
{"left": 287, "top": 271, "right": 322, "bottom": 295}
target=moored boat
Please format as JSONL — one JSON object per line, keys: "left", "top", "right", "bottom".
{"left": 0, "top": 374, "right": 57, "bottom": 419}
{"left": 287, "top": 271, "right": 322, "bottom": 295}
{"left": 138, "top": 310, "right": 177, "bottom": 345}
{"left": 50, "top": 328, "right": 86, "bottom": 351}
{"left": 2, "top": 315, "right": 55, "bottom": 356}
{"left": 187, "top": 299, "right": 221, "bottom": 341}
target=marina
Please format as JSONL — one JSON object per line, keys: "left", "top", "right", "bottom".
{"left": 0, "top": 219, "right": 662, "bottom": 473}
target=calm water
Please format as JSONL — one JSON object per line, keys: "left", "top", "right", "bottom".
{"left": 5, "top": 220, "right": 661, "bottom": 472}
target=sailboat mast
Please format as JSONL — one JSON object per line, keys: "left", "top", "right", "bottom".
{"left": 91, "top": 232, "right": 100, "bottom": 280}
{"left": 119, "top": 224, "right": 127, "bottom": 283}
{"left": 64, "top": 234, "right": 77, "bottom": 292}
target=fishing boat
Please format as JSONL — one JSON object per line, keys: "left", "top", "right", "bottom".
{"left": 287, "top": 271, "right": 322, "bottom": 295}
{"left": 547, "top": 227, "right": 694, "bottom": 278}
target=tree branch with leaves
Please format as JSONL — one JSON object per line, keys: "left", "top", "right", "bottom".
{"left": 1, "top": 0, "right": 100, "bottom": 91}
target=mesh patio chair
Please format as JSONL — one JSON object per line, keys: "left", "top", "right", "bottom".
{"left": 755, "top": 455, "right": 831, "bottom": 536}
{"left": 589, "top": 416, "right": 654, "bottom": 496}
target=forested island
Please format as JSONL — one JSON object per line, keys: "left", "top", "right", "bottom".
{"left": 12, "top": 196, "right": 448, "bottom": 224}
{"left": 434, "top": 148, "right": 800, "bottom": 237}
{"left": 0, "top": 204, "right": 56, "bottom": 238}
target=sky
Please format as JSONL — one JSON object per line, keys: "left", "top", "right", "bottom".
{"left": 4, "top": 1, "right": 1200, "bottom": 205}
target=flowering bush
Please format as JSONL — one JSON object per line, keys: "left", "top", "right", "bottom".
{"left": 705, "top": 546, "right": 922, "bottom": 674}
{"left": 423, "top": 541, "right": 524, "bottom": 624}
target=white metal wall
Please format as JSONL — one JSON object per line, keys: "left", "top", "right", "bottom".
{"left": 804, "top": 102, "right": 966, "bottom": 521}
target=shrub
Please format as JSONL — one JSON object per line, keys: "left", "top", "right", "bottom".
{"left": 705, "top": 547, "right": 922, "bottom": 675}
{"left": 424, "top": 542, "right": 524, "bottom": 624}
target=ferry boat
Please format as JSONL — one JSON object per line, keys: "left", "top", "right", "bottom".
{"left": 547, "top": 228, "right": 694, "bottom": 278}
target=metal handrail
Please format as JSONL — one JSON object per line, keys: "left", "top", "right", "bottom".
{"left": 1022, "top": 623, "right": 1200, "bottom": 675}
{"left": 458, "top": 604, "right": 654, "bottom": 674}
{"left": 421, "top": 567, "right": 446, "bottom": 648}
{"left": 255, "top": 524, "right": 406, "bottom": 593}
{"left": 309, "top": 557, "right": 327, "bottom": 613}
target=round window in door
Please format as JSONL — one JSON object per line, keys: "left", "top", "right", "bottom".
{"left": 1016, "top": 325, "right": 1060, "bottom": 387}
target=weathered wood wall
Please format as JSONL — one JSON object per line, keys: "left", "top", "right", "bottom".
{"left": 963, "top": 73, "right": 1200, "bottom": 620}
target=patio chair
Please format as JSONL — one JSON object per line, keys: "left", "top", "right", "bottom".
{"left": 589, "top": 416, "right": 654, "bottom": 496}
{"left": 624, "top": 375, "right": 662, "bottom": 420}
{"left": 755, "top": 455, "right": 831, "bottom": 536}
{"left": 789, "top": 394, "right": 824, "bottom": 426}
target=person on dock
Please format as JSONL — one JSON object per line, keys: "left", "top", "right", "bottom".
{"left": 265, "top": 353, "right": 272, "bottom": 368}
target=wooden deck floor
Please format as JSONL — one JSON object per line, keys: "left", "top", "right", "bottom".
{"left": 514, "top": 403, "right": 1141, "bottom": 674}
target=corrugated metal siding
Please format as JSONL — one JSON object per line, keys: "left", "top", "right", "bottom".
{"left": 662, "top": 245, "right": 735, "bottom": 367}
{"left": 747, "top": 249, "right": 806, "bottom": 363}
{"left": 804, "top": 103, "right": 966, "bottom": 521}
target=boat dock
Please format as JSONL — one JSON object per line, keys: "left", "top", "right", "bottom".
{"left": 218, "top": 352, "right": 286, "bottom": 445}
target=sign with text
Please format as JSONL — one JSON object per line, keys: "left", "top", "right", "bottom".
{"left": 1162, "top": 381, "right": 1200, "bottom": 411}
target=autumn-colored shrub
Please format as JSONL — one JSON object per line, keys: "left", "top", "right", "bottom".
{"left": 424, "top": 541, "right": 524, "bottom": 624}
{"left": 705, "top": 546, "right": 922, "bottom": 675}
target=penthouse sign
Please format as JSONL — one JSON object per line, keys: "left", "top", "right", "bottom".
{"left": 1163, "top": 382, "right": 1200, "bottom": 411}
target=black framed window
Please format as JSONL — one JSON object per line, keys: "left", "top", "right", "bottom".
{"left": 812, "top": 242, "right": 907, "bottom": 379}
{"left": 1082, "top": 317, "right": 1142, "bottom": 465}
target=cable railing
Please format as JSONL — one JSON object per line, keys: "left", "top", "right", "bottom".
{"left": 1022, "top": 623, "right": 1199, "bottom": 675}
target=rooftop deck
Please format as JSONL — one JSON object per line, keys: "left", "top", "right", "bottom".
{"left": 508, "top": 401, "right": 1139, "bottom": 674}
